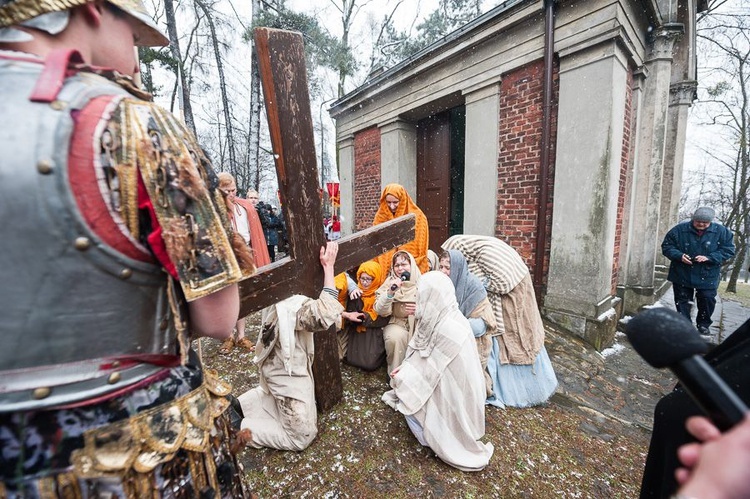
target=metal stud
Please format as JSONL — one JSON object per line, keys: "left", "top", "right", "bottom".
{"left": 32, "top": 387, "right": 51, "bottom": 399}
{"left": 50, "top": 100, "right": 67, "bottom": 111}
{"left": 74, "top": 237, "right": 91, "bottom": 251}
{"left": 37, "top": 160, "right": 53, "bottom": 174}
{"left": 108, "top": 372, "right": 121, "bottom": 384}
{"left": 119, "top": 268, "right": 133, "bottom": 280}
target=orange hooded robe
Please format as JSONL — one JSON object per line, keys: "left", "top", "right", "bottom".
{"left": 372, "top": 184, "right": 429, "bottom": 274}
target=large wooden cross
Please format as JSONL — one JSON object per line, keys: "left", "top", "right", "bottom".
{"left": 237, "top": 28, "right": 415, "bottom": 411}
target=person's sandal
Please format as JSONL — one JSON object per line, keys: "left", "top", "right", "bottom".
{"left": 219, "top": 338, "right": 234, "bottom": 355}
{"left": 236, "top": 337, "right": 255, "bottom": 352}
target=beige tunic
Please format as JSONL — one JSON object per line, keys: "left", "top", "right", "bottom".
{"left": 238, "top": 292, "right": 343, "bottom": 451}
{"left": 373, "top": 251, "right": 422, "bottom": 373}
{"left": 443, "top": 235, "right": 544, "bottom": 365}
{"left": 469, "top": 297, "right": 495, "bottom": 396}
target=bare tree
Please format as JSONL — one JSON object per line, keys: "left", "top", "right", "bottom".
{"left": 364, "top": 1, "right": 405, "bottom": 76}
{"left": 163, "top": 0, "right": 197, "bottom": 134}
{"left": 691, "top": 0, "right": 750, "bottom": 292}
{"left": 327, "top": 0, "right": 371, "bottom": 97}
{"left": 195, "top": 0, "right": 238, "bottom": 177}
{"left": 248, "top": 0, "right": 263, "bottom": 193}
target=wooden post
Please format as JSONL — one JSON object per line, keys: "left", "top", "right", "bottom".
{"left": 243, "top": 28, "right": 415, "bottom": 410}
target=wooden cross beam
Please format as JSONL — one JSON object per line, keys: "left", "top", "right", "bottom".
{"left": 238, "top": 28, "right": 415, "bottom": 411}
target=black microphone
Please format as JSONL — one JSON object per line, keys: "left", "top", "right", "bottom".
{"left": 390, "top": 271, "right": 410, "bottom": 292}
{"left": 626, "top": 307, "right": 748, "bottom": 431}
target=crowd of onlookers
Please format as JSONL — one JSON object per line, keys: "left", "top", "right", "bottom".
{"left": 217, "top": 173, "right": 289, "bottom": 354}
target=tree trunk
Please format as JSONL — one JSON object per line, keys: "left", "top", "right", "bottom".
{"left": 337, "top": 0, "right": 355, "bottom": 98}
{"left": 196, "top": 0, "right": 237, "bottom": 177}
{"left": 249, "top": 0, "right": 263, "bottom": 193}
{"left": 727, "top": 239, "right": 745, "bottom": 292}
{"left": 163, "top": 0, "right": 196, "bottom": 135}
{"left": 137, "top": 48, "right": 154, "bottom": 94}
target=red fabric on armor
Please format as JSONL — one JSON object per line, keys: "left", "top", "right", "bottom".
{"left": 139, "top": 174, "right": 179, "bottom": 278}
{"left": 29, "top": 49, "right": 84, "bottom": 102}
{"left": 68, "top": 96, "right": 155, "bottom": 263}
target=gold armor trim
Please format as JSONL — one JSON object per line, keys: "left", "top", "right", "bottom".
{"left": 70, "top": 371, "right": 233, "bottom": 479}
{"left": 112, "top": 98, "right": 243, "bottom": 301}
{"left": 0, "top": 0, "right": 168, "bottom": 47}
{"left": 0, "top": 0, "right": 149, "bottom": 26}
{"left": 0, "top": 0, "right": 87, "bottom": 27}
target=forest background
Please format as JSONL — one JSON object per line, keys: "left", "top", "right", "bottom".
{"left": 140, "top": 0, "right": 750, "bottom": 289}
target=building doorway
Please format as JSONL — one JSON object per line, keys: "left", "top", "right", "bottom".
{"left": 417, "top": 106, "right": 465, "bottom": 252}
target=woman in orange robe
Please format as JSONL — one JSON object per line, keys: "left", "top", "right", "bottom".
{"left": 343, "top": 261, "right": 390, "bottom": 371}
{"left": 372, "top": 184, "right": 430, "bottom": 274}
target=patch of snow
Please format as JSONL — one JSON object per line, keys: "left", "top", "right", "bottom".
{"left": 597, "top": 308, "right": 617, "bottom": 321}
{"left": 601, "top": 342, "right": 626, "bottom": 358}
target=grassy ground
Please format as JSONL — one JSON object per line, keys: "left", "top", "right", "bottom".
{"left": 202, "top": 316, "right": 651, "bottom": 498}
{"left": 719, "top": 280, "right": 750, "bottom": 307}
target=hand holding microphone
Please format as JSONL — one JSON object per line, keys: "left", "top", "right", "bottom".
{"left": 389, "top": 271, "right": 410, "bottom": 292}
{"left": 626, "top": 307, "right": 749, "bottom": 431}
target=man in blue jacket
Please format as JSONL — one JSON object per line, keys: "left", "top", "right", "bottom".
{"left": 661, "top": 207, "right": 735, "bottom": 335}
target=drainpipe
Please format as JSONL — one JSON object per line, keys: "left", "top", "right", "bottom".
{"left": 533, "top": 0, "right": 555, "bottom": 303}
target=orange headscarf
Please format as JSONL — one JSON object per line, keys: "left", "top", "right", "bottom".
{"left": 356, "top": 261, "right": 385, "bottom": 330}
{"left": 334, "top": 272, "right": 349, "bottom": 308}
{"left": 372, "top": 183, "right": 429, "bottom": 274}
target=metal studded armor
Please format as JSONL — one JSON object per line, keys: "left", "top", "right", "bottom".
{"left": 0, "top": 51, "right": 243, "bottom": 412}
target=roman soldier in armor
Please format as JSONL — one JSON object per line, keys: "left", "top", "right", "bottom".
{"left": 0, "top": 0, "right": 253, "bottom": 496}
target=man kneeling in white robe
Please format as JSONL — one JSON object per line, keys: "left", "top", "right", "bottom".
{"left": 238, "top": 242, "right": 344, "bottom": 451}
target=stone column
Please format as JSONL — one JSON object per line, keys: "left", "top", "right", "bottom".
{"left": 620, "top": 25, "right": 683, "bottom": 315}
{"left": 544, "top": 40, "right": 630, "bottom": 350}
{"left": 617, "top": 68, "right": 645, "bottom": 291}
{"left": 337, "top": 135, "right": 355, "bottom": 236}
{"left": 463, "top": 83, "right": 500, "bottom": 236}
{"left": 380, "top": 119, "right": 417, "bottom": 196}
{"left": 657, "top": 80, "right": 697, "bottom": 263}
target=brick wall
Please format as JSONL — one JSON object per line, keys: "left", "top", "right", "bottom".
{"left": 353, "top": 127, "right": 381, "bottom": 231}
{"left": 612, "top": 69, "right": 635, "bottom": 294}
{"left": 497, "top": 59, "right": 559, "bottom": 286}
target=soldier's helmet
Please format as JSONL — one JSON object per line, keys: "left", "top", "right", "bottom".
{"left": 0, "top": 0, "right": 168, "bottom": 46}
